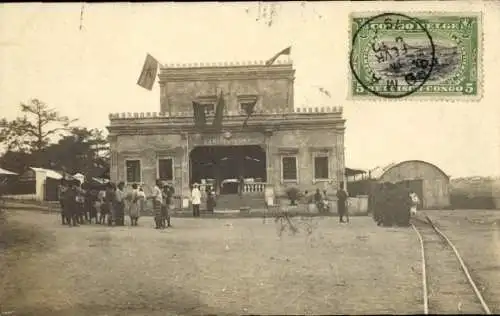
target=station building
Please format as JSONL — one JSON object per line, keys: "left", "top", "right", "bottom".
{"left": 107, "top": 59, "right": 346, "bottom": 208}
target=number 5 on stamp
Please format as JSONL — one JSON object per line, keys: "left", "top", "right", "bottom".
{"left": 349, "top": 12, "right": 482, "bottom": 100}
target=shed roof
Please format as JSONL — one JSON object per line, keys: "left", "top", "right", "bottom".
{"left": 369, "top": 160, "right": 449, "bottom": 180}
{"left": 30, "top": 167, "right": 63, "bottom": 180}
{"left": 0, "top": 167, "right": 17, "bottom": 175}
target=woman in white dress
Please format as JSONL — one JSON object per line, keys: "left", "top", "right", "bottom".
{"left": 127, "top": 183, "right": 141, "bottom": 226}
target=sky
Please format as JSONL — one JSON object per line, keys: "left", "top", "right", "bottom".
{"left": 0, "top": 1, "right": 499, "bottom": 178}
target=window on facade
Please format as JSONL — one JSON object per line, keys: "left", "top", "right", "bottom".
{"left": 126, "top": 160, "right": 141, "bottom": 183}
{"left": 240, "top": 102, "right": 256, "bottom": 114}
{"left": 158, "top": 158, "right": 173, "bottom": 181}
{"left": 202, "top": 103, "right": 215, "bottom": 115}
{"left": 282, "top": 156, "right": 298, "bottom": 181}
{"left": 314, "top": 156, "right": 329, "bottom": 180}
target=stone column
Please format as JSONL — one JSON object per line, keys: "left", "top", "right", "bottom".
{"left": 264, "top": 129, "right": 273, "bottom": 184}
{"left": 180, "top": 133, "right": 191, "bottom": 204}
{"left": 108, "top": 135, "right": 118, "bottom": 183}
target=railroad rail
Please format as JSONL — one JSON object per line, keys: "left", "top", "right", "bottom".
{"left": 411, "top": 214, "right": 492, "bottom": 314}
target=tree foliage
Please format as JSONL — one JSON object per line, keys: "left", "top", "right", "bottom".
{"left": 0, "top": 99, "right": 109, "bottom": 179}
{"left": 0, "top": 99, "right": 77, "bottom": 153}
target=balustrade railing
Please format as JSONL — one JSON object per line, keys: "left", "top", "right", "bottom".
{"left": 242, "top": 182, "right": 267, "bottom": 194}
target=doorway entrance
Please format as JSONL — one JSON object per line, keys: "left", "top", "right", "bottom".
{"left": 189, "top": 145, "right": 266, "bottom": 195}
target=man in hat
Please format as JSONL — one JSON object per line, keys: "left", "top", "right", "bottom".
{"left": 191, "top": 183, "right": 202, "bottom": 217}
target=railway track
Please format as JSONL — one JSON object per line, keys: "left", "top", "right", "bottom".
{"left": 411, "top": 215, "right": 492, "bottom": 314}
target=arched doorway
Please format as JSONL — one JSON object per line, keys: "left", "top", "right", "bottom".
{"left": 189, "top": 145, "right": 266, "bottom": 194}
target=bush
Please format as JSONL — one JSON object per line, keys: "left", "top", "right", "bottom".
{"left": 285, "top": 187, "right": 301, "bottom": 206}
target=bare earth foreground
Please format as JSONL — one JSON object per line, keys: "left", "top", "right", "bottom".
{"left": 425, "top": 210, "right": 500, "bottom": 313}
{"left": 0, "top": 210, "right": 423, "bottom": 316}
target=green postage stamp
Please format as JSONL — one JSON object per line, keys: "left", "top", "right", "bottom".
{"left": 349, "top": 12, "right": 482, "bottom": 100}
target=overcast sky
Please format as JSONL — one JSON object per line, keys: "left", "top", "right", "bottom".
{"left": 0, "top": 1, "right": 499, "bottom": 177}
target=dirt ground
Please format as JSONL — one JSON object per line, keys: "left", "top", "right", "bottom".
{"left": 0, "top": 209, "right": 423, "bottom": 315}
{"left": 425, "top": 210, "right": 500, "bottom": 314}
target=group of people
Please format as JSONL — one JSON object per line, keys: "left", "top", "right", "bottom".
{"left": 303, "top": 186, "right": 349, "bottom": 223}
{"left": 189, "top": 182, "right": 216, "bottom": 217}
{"left": 152, "top": 179, "right": 174, "bottom": 229}
{"left": 58, "top": 178, "right": 175, "bottom": 229}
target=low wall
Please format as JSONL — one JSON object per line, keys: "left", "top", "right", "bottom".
{"left": 3, "top": 194, "right": 38, "bottom": 201}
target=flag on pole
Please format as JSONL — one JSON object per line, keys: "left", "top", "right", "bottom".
{"left": 265, "top": 46, "right": 291, "bottom": 66}
{"left": 193, "top": 101, "right": 206, "bottom": 129}
{"left": 318, "top": 87, "right": 332, "bottom": 98}
{"left": 137, "top": 54, "right": 159, "bottom": 90}
{"left": 212, "top": 91, "right": 225, "bottom": 130}
{"left": 241, "top": 101, "right": 257, "bottom": 128}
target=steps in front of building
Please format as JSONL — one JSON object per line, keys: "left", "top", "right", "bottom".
{"left": 213, "top": 193, "right": 266, "bottom": 211}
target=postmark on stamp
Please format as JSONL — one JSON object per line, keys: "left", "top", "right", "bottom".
{"left": 349, "top": 12, "right": 482, "bottom": 100}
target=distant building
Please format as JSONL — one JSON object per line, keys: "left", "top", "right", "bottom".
{"left": 107, "top": 60, "right": 346, "bottom": 208}
{"left": 370, "top": 160, "right": 451, "bottom": 209}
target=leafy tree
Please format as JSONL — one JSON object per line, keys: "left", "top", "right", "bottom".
{"left": 0, "top": 99, "right": 77, "bottom": 153}
{"left": 40, "top": 127, "right": 109, "bottom": 178}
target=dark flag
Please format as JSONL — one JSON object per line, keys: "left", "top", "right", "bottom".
{"left": 241, "top": 101, "right": 257, "bottom": 128}
{"left": 137, "top": 54, "right": 159, "bottom": 90}
{"left": 193, "top": 101, "right": 206, "bottom": 129}
{"left": 318, "top": 87, "right": 332, "bottom": 98}
{"left": 265, "top": 46, "right": 291, "bottom": 66}
{"left": 212, "top": 91, "right": 225, "bottom": 130}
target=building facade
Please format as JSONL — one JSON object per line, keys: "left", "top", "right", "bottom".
{"left": 107, "top": 60, "right": 346, "bottom": 207}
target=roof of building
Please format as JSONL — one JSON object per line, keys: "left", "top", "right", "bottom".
{"left": 369, "top": 160, "right": 450, "bottom": 180}
{"left": 0, "top": 167, "right": 17, "bottom": 175}
{"left": 345, "top": 167, "right": 367, "bottom": 176}
{"left": 30, "top": 167, "right": 63, "bottom": 180}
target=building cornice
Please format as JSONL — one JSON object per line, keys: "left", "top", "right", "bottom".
{"left": 158, "top": 60, "right": 295, "bottom": 83}
{"left": 107, "top": 116, "right": 345, "bottom": 135}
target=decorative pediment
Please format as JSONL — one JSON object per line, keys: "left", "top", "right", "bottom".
{"left": 237, "top": 94, "right": 258, "bottom": 103}
{"left": 195, "top": 95, "right": 217, "bottom": 104}
{"left": 156, "top": 147, "right": 183, "bottom": 156}
{"left": 308, "top": 147, "right": 332, "bottom": 153}
{"left": 277, "top": 147, "right": 299, "bottom": 154}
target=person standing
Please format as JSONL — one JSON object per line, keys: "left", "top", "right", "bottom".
{"left": 127, "top": 183, "right": 140, "bottom": 226}
{"left": 58, "top": 180, "right": 68, "bottom": 225}
{"left": 191, "top": 183, "right": 201, "bottom": 217}
{"left": 152, "top": 179, "right": 163, "bottom": 229}
{"left": 206, "top": 189, "right": 216, "bottom": 214}
{"left": 105, "top": 183, "right": 116, "bottom": 226}
{"left": 75, "top": 182, "right": 86, "bottom": 224}
{"left": 336, "top": 184, "right": 349, "bottom": 223}
{"left": 163, "top": 184, "right": 174, "bottom": 227}
{"left": 115, "top": 182, "right": 126, "bottom": 226}
{"left": 410, "top": 191, "right": 420, "bottom": 216}
{"left": 64, "top": 182, "right": 78, "bottom": 227}
{"left": 137, "top": 186, "right": 146, "bottom": 225}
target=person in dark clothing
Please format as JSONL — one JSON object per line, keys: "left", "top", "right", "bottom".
{"left": 105, "top": 183, "right": 116, "bottom": 226}
{"left": 314, "top": 189, "right": 323, "bottom": 213}
{"left": 163, "top": 184, "right": 174, "bottom": 227}
{"left": 115, "top": 182, "right": 126, "bottom": 226}
{"left": 64, "top": 183, "right": 78, "bottom": 227}
{"left": 87, "top": 187, "right": 98, "bottom": 224}
{"left": 336, "top": 184, "right": 349, "bottom": 223}
{"left": 206, "top": 189, "right": 216, "bottom": 213}
{"left": 58, "top": 180, "right": 68, "bottom": 225}
{"left": 75, "top": 182, "right": 86, "bottom": 224}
